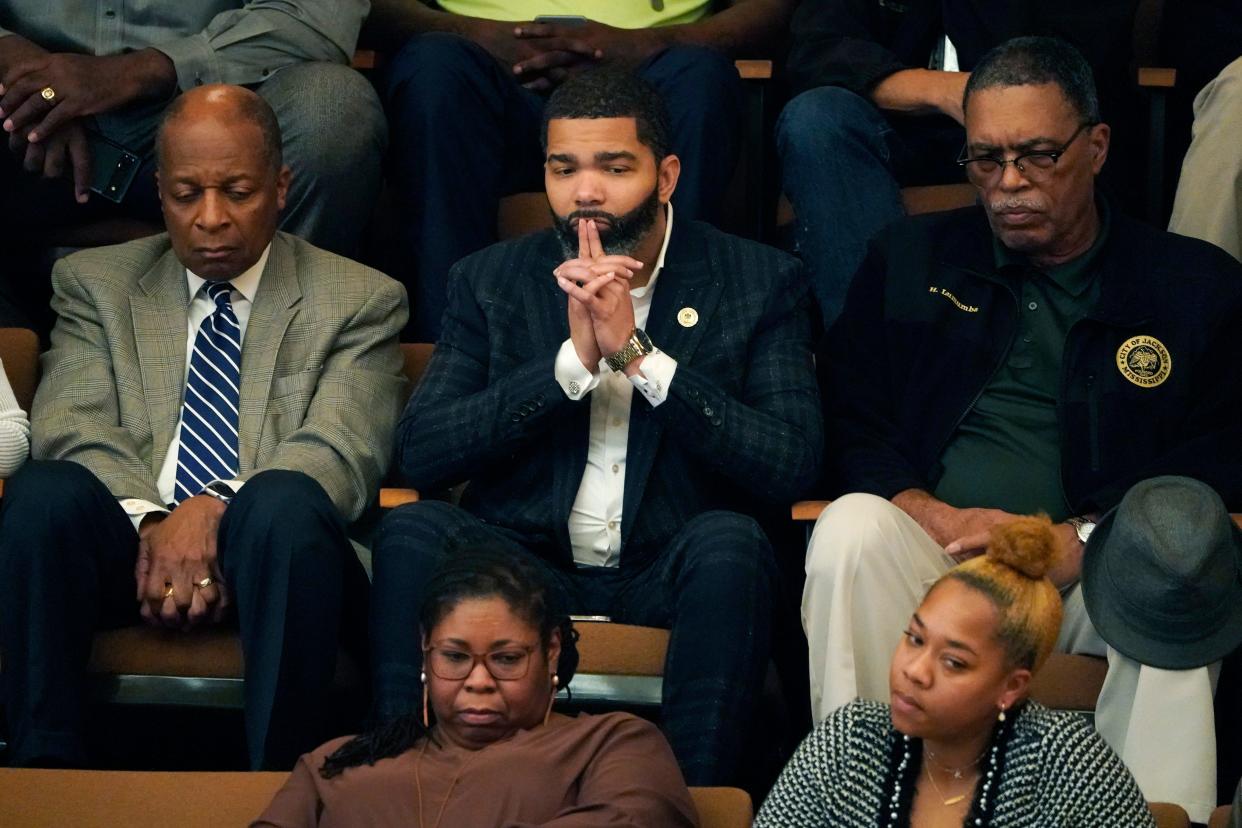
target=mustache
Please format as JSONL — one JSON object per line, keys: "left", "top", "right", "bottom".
{"left": 567, "top": 210, "right": 617, "bottom": 224}
{"left": 989, "top": 199, "right": 1043, "bottom": 212}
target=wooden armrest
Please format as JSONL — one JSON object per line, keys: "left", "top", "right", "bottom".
{"left": 379, "top": 487, "right": 419, "bottom": 509}
{"left": 792, "top": 500, "right": 831, "bottom": 521}
{"left": 734, "top": 59, "right": 772, "bottom": 80}
{"left": 1138, "top": 67, "right": 1176, "bottom": 89}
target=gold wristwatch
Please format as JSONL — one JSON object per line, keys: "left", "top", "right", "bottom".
{"left": 605, "top": 328, "right": 654, "bottom": 372}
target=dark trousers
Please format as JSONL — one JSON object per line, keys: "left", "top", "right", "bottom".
{"left": 0, "top": 460, "right": 367, "bottom": 770}
{"left": 776, "top": 86, "right": 966, "bottom": 329}
{"left": 369, "top": 500, "right": 775, "bottom": 786}
{"left": 382, "top": 33, "right": 744, "bottom": 340}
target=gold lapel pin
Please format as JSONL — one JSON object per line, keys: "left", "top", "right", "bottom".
{"left": 677, "top": 307, "right": 698, "bottom": 328}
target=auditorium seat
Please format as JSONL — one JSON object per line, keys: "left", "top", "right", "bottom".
{"left": 1150, "top": 801, "right": 1191, "bottom": 828}
{"left": 568, "top": 620, "right": 669, "bottom": 707}
{"left": 0, "top": 767, "right": 753, "bottom": 828}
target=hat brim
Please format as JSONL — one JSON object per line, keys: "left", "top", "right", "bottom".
{"left": 1081, "top": 509, "right": 1242, "bottom": 670}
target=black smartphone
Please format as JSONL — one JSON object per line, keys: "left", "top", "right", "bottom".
{"left": 533, "top": 14, "right": 589, "bottom": 26}
{"left": 85, "top": 129, "right": 142, "bottom": 203}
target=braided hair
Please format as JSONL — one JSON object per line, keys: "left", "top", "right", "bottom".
{"left": 320, "top": 536, "right": 580, "bottom": 778}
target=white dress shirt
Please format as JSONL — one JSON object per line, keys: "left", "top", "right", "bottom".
{"left": 553, "top": 205, "right": 678, "bottom": 567}
{"left": 119, "top": 245, "right": 270, "bottom": 529}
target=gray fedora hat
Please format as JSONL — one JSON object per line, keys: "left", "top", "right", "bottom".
{"left": 1081, "top": 476, "right": 1242, "bottom": 670}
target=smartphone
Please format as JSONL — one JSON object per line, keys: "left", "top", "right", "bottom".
{"left": 85, "top": 129, "right": 142, "bottom": 203}
{"left": 533, "top": 14, "right": 589, "bottom": 26}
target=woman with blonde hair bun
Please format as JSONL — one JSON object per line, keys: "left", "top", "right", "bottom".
{"left": 757, "top": 516, "right": 1156, "bottom": 827}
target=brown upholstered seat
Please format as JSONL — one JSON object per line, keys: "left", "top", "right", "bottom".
{"left": 1149, "top": 801, "right": 1191, "bottom": 828}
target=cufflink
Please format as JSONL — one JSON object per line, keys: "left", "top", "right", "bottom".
{"left": 568, "top": 380, "right": 581, "bottom": 395}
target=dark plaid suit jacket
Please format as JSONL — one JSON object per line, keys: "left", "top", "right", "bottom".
{"left": 397, "top": 219, "right": 823, "bottom": 569}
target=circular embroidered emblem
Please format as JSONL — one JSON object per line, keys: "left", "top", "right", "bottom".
{"left": 1116, "top": 335, "right": 1172, "bottom": 388}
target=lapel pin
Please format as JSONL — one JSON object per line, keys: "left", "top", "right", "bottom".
{"left": 677, "top": 307, "right": 698, "bottom": 328}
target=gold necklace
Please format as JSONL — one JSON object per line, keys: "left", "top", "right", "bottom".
{"left": 925, "top": 746, "right": 987, "bottom": 780}
{"left": 923, "top": 760, "right": 974, "bottom": 807}
{"left": 415, "top": 736, "right": 480, "bottom": 828}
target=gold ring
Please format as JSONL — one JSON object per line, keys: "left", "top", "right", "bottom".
{"left": 40, "top": 86, "right": 56, "bottom": 103}
{"left": 195, "top": 576, "right": 215, "bottom": 589}
{"left": 163, "top": 583, "right": 175, "bottom": 599}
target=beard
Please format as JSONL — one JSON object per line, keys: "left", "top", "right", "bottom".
{"left": 552, "top": 187, "right": 663, "bottom": 259}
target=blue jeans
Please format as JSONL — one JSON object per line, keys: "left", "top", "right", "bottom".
{"left": 776, "top": 86, "right": 965, "bottom": 326}
{"left": 382, "top": 33, "right": 744, "bottom": 340}
{"left": 368, "top": 500, "right": 775, "bottom": 786}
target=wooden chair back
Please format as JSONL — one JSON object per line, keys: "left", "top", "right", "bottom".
{"left": 0, "top": 768, "right": 749, "bottom": 828}
{"left": 0, "top": 327, "right": 40, "bottom": 412}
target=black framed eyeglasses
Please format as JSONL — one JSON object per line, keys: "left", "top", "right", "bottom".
{"left": 956, "top": 122, "right": 1097, "bottom": 185}
{"left": 424, "top": 644, "right": 536, "bottom": 681}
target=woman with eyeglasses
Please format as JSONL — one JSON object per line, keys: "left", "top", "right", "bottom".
{"left": 252, "top": 543, "right": 697, "bottom": 827}
{"left": 755, "top": 516, "right": 1156, "bottom": 827}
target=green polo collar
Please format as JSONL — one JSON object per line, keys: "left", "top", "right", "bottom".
{"left": 993, "top": 199, "right": 1111, "bottom": 296}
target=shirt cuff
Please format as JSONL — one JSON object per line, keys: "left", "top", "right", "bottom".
{"left": 554, "top": 338, "right": 601, "bottom": 401}
{"left": 627, "top": 350, "right": 677, "bottom": 407}
{"left": 152, "top": 34, "right": 218, "bottom": 91}
{"left": 121, "top": 498, "right": 170, "bottom": 533}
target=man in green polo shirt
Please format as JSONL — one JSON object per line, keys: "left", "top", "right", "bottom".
{"left": 366, "top": 0, "right": 792, "bottom": 340}
{"left": 802, "top": 37, "right": 1242, "bottom": 822}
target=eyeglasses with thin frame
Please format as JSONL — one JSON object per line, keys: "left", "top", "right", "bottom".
{"left": 424, "top": 644, "right": 536, "bottom": 681}
{"left": 957, "top": 122, "right": 1097, "bottom": 185}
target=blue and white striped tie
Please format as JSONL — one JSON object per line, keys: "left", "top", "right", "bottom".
{"left": 174, "top": 280, "right": 241, "bottom": 504}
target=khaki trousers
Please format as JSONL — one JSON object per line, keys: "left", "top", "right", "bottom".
{"left": 1169, "top": 57, "right": 1242, "bottom": 262}
{"left": 802, "top": 493, "right": 1220, "bottom": 822}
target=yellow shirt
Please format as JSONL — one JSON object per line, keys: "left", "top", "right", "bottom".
{"left": 437, "top": 0, "right": 710, "bottom": 29}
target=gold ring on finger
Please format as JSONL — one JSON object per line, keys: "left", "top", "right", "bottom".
{"left": 40, "top": 86, "right": 57, "bottom": 103}
{"left": 195, "top": 576, "right": 215, "bottom": 589}
{"left": 163, "top": 583, "right": 175, "bottom": 599}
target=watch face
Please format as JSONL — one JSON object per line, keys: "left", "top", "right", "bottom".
{"left": 633, "top": 328, "right": 654, "bottom": 351}
{"left": 206, "top": 482, "right": 235, "bottom": 501}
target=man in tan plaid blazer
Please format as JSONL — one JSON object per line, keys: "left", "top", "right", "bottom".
{"left": 0, "top": 85, "right": 406, "bottom": 770}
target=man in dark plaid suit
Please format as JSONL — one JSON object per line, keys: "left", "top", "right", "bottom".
{"left": 370, "top": 69, "right": 822, "bottom": 785}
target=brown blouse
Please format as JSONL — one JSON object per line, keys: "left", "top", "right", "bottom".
{"left": 252, "top": 712, "right": 699, "bottom": 828}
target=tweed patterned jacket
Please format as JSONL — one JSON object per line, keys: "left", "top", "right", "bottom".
{"left": 754, "top": 700, "right": 1157, "bottom": 827}
{"left": 32, "top": 231, "right": 408, "bottom": 522}
{"left": 396, "top": 219, "right": 823, "bottom": 569}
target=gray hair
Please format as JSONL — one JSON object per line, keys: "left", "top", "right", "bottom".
{"left": 964, "top": 36, "right": 1101, "bottom": 124}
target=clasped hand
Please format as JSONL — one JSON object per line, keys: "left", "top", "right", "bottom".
{"left": 469, "top": 19, "right": 665, "bottom": 92}
{"left": 937, "top": 505, "right": 1084, "bottom": 588}
{"left": 135, "top": 496, "right": 230, "bottom": 631}
{"left": 0, "top": 38, "right": 101, "bottom": 201}
{"left": 554, "top": 218, "right": 644, "bottom": 373}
